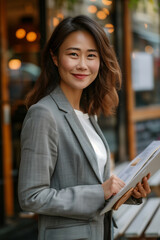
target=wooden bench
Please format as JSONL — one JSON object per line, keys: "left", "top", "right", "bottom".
{"left": 113, "top": 197, "right": 160, "bottom": 239}
{"left": 113, "top": 162, "right": 160, "bottom": 239}
{"left": 144, "top": 205, "right": 160, "bottom": 238}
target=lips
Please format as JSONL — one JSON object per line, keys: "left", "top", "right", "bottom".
{"left": 72, "top": 74, "right": 89, "bottom": 79}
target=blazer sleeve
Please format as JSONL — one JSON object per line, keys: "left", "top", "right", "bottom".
{"left": 18, "top": 105, "right": 105, "bottom": 220}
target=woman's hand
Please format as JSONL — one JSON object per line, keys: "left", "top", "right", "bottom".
{"left": 132, "top": 173, "right": 151, "bottom": 199}
{"left": 102, "top": 175, "right": 125, "bottom": 200}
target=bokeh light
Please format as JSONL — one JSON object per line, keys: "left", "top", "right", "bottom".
{"left": 15, "top": 28, "right": 26, "bottom": 39}
{"left": 26, "top": 31, "right": 37, "bottom": 42}
{"left": 8, "top": 59, "right": 22, "bottom": 70}
{"left": 102, "top": 0, "right": 112, "bottom": 6}
{"left": 97, "top": 11, "right": 107, "bottom": 20}
{"left": 145, "top": 45, "right": 154, "bottom": 54}
{"left": 53, "top": 17, "right": 60, "bottom": 27}
{"left": 88, "top": 5, "right": 97, "bottom": 14}
{"left": 144, "top": 23, "right": 148, "bottom": 29}
{"left": 105, "top": 23, "right": 114, "bottom": 33}
{"left": 103, "top": 8, "right": 110, "bottom": 15}
{"left": 57, "top": 13, "right": 64, "bottom": 20}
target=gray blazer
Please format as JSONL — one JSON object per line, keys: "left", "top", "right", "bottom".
{"left": 18, "top": 86, "right": 113, "bottom": 240}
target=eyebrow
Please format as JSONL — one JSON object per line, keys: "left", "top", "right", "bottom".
{"left": 65, "top": 47, "right": 98, "bottom": 52}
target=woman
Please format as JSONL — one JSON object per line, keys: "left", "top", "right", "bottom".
{"left": 18, "top": 15, "right": 151, "bottom": 240}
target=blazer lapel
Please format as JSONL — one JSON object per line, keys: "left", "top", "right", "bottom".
{"left": 65, "top": 112, "right": 102, "bottom": 182}
{"left": 50, "top": 86, "right": 102, "bottom": 182}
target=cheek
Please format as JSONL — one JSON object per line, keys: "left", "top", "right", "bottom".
{"left": 90, "top": 61, "right": 100, "bottom": 74}
{"left": 59, "top": 57, "right": 75, "bottom": 72}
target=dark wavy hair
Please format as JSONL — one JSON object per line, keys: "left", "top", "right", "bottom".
{"left": 26, "top": 15, "right": 121, "bottom": 116}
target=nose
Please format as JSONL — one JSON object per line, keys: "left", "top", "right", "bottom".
{"left": 76, "top": 57, "right": 87, "bottom": 70}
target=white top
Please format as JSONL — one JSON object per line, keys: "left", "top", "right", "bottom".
{"left": 74, "top": 109, "right": 107, "bottom": 181}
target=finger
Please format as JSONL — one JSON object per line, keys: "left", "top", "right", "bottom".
{"left": 137, "top": 182, "right": 147, "bottom": 197}
{"left": 109, "top": 181, "right": 125, "bottom": 196}
{"left": 111, "top": 182, "right": 124, "bottom": 195}
{"left": 110, "top": 175, "right": 125, "bottom": 188}
{"left": 116, "top": 177, "right": 125, "bottom": 188}
{"left": 118, "top": 180, "right": 125, "bottom": 188}
{"left": 142, "top": 177, "right": 151, "bottom": 194}
{"left": 132, "top": 188, "right": 142, "bottom": 199}
{"left": 146, "top": 173, "right": 151, "bottom": 180}
{"left": 141, "top": 174, "right": 150, "bottom": 185}
{"left": 142, "top": 176, "right": 147, "bottom": 184}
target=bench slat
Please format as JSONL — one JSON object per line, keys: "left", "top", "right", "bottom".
{"left": 145, "top": 206, "right": 160, "bottom": 237}
{"left": 113, "top": 204, "right": 131, "bottom": 221}
{"left": 114, "top": 201, "right": 145, "bottom": 238}
{"left": 124, "top": 198, "right": 160, "bottom": 238}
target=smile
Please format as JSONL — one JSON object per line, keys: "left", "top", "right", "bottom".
{"left": 72, "top": 74, "right": 89, "bottom": 80}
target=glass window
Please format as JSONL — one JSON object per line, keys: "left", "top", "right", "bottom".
{"left": 136, "top": 118, "right": 160, "bottom": 154}
{"left": 2, "top": 0, "right": 41, "bottom": 216}
{"left": 46, "top": 0, "right": 114, "bottom": 40}
{"left": 131, "top": 0, "right": 160, "bottom": 107}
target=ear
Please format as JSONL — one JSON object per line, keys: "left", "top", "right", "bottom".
{"left": 50, "top": 49, "right": 58, "bottom": 67}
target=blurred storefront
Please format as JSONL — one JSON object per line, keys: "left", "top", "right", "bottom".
{"left": 124, "top": 0, "right": 160, "bottom": 159}
{"left": 0, "top": 0, "right": 43, "bottom": 233}
{"left": 0, "top": 0, "right": 160, "bottom": 237}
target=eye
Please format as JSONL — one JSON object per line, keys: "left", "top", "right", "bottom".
{"left": 88, "top": 54, "right": 97, "bottom": 59}
{"left": 69, "top": 52, "right": 78, "bottom": 57}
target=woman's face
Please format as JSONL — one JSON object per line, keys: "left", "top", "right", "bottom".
{"left": 53, "top": 30, "right": 100, "bottom": 94}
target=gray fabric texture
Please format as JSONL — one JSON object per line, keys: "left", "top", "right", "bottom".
{"left": 18, "top": 86, "right": 118, "bottom": 240}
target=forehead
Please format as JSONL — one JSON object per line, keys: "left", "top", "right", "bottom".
{"left": 60, "top": 30, "right": 98, "bottom": 50}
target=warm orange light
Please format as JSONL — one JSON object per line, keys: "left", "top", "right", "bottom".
{"left": 88, "top": 5, "right": 97, "bottom": 14}
{"left": 15, "top": 28, "right": 26, "bottom": 39}
{"left": 97, "top": 11, "right": 107, "bottom": 20}
{"left": 132, "top": 52, "right": 136, "bottom": 59}
{"left": 53, "top": 17, "right": 60, "bottom": 27}
{"left": 57, "top": 13, "right": 64, "bottom": 19}
{"left": 105, "top": 23, "right": 114, "bottom": 33}
{"left": 144, "top": 23, "right": 148, "bottom": 29}
{"left": 102, "top": 0, "right": 112, "bottom": 6}
{"left": 8, "top": 59, "right": 21, "bottom": 70}
{"left": 145, "top": 45, "right": 154, "bottom": 54}
{"left": 26, "top": 31, "right": 37, "bottom": 42}
{"left": 103, "top": 8, "right": 110, "bottom": 15}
